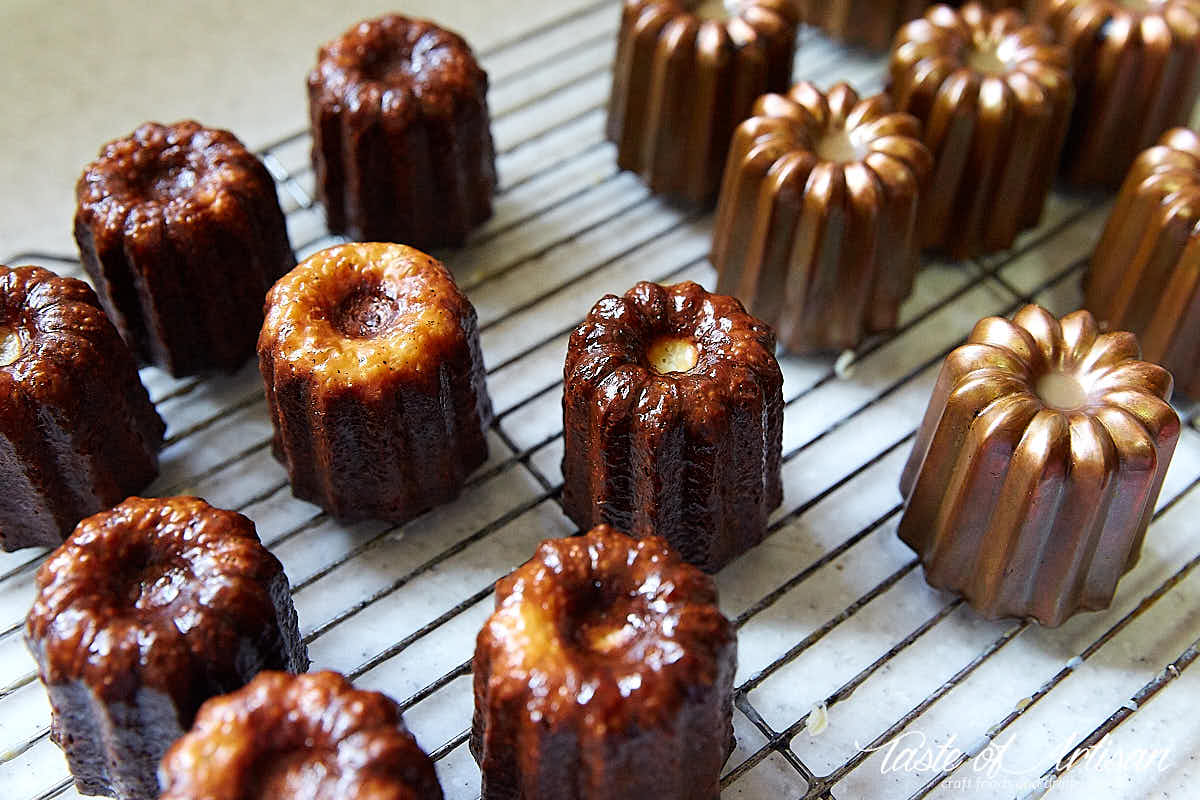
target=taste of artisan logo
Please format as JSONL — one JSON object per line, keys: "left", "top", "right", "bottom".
{"left": 857, "top": 729, "right": 1172, "bottom": 792}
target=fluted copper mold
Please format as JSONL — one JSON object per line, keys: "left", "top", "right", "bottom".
{"left": 899, "top": 305, "right": 1180, "bottom": 627}
{"left": 1088, "top": 128, "right": 1200, "bottom": 398}
{"left": 606, "top": 0, "right": 799, "bottom": 207}
{"left": 258, "top": 243, "right": 493, "bottom": 523}
{"left": 712, "top": 81, "right": 933, "bottom": 352}
{"left": 1033, "top": 0, "right": 1200, "bottom": 188}
{"left": 471, "top": 526, "right": 736, "bottom": 799}
{"left": 309, "top": 14, "right": 497, "bottom": 248}
{"left": 889, "top": 3, "right": 1074, "bottom": 259}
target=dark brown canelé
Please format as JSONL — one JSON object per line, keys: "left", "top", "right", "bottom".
{"left": 562, "top": 281, "right": 783, "bottom": 572}
{"left": 0, "top": 265, "right": 163, "bottom": 551}
{"left": 259, "top": 242, "right": 493, "bottom": 523}
{"left": 889, "top": 3, "right": 1074, "bottom": 259}
{"left": 1087, "top": 127, "right": 1200, "bottom": 398}
{"left": 308, "top": 14, "right": 496, "bottom": 248}
{"left": 24, "top": 497, "right": 308, "bottom": 800}
{"left": 74, "top": 121, "right": 295, "bottom": 376}
{"left": 472, "top": 526, "right": 736, "bottom": 799}
{"left": 1032, "top": 0, "right": 1200, "bottom": 188}
{"left": 159, "top": 671, "right": 443, "bottom": 800}
{"left": 899, "top": 305, "right": 1180, "bottom": 626}
{"left": 607, "top": 0, "right": 799, "bottom": 207}
{"left": 711, "top": 81, "right": 933, "bottom": 352}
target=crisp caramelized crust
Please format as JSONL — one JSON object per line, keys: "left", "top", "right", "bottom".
{"left": 0, "top": 264, "right": 163, "bottom": 551}
{"left": 1032, "top": 0, "right": 1200, "bottom": 187}
{"left": 562, "top": 281, "right": 783, "bottom": 572}
{"left": 308, "top": 14, "right": 496, "bottom": 247}
{"left": 1088, "top": 128, "right": 1200, "bottom": 398}
{"left": 471, "top": 526, "right": 736, "bottom": 799}
{"left": 607, "top": 0, "right": 799, "bottom": 207}
{"left": 25, "top": 496, "right": 307, "bottom": 800}
{"left": 889, "top": 3, "right": 1073, "bottom": 258}
{"left": 713, "top": 81, "right": 933, "bottom": 352}
{"left": 899, "top": 305, "right": 1180, "bottom": 626}
{"left": 259, "top": 243, "right": 493, "bottom": 522}
{"left": 160, "top": 671, "right": 443, "bottom": 800}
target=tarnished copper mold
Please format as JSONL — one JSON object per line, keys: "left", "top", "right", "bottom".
{"left": 1087, "top": 127, "right": 1200, "bottom": 398}
{"left": 471, "top": 526, "right": 736, "bottom": 799}
{"left": 711, "top": 81, "right": 933, "bottom": 352}
{"left": 889, "top": 3, "right": 1074, "bottom": 259}
{"left": 1032, "top": 0, "right": 1200, "bottom": 188}
{"left": 899, "top": 305, "right": 1180, "bottom": 627}
{"left": 606, "top": 0, "right": 799, "bottom": 207}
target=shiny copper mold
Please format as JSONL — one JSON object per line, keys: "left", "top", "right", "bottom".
{"left": 75, "top": 121, "right": 295, "bottom": 376}
{"left": 0, "top": 264, "right": 164, "bottom": 551}
{"left": 889, "top": 3, "right": 1074, "bottom": 259}
{"left": 259, "top": 243, "right": 493, "bottom": 523}
{"left": 606, "top": 0, "right": 799, "bottom": 207}
{"left": 25, "top": 497, "right": 307, "bottom": 800}
{"left": 561, "top": 281, "right": 784, "bottom": 573}
{"left": 471, "top": 526, "right": 736, "bottom": 799}
{"left": 1088, "top": 127, "right": 1200, "bottom": 398}
{"left": 899, "top": 305, "right": 1180, "bottom": 627}
{"left": 160, "top": 671, "right": 443, "bottom": 800}
{"left": 309, "top": 14, "right": 497, "bottom": 248}
{"left": 711, "top": 81, "right": 933, "bottom": 352}
{"left": 1033, "top": 0, "right": 1200, "bottom": 188}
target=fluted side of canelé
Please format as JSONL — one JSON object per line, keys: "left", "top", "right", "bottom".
{"left": 606, "top": 0, "right": 799, "bottom": 207}
{"left": 471, "top": 528, "right": 736, "bottom": 799}
{"left": 1087, "top": 128, "right": 1200, "bottom": 398}
{"left": 898, "top": 306, "right": 1180, "bottom": 626}
{"left": 1032, "top": 0, "right": 1200, "bottom": 188}
{"left": 74, "top": 121, "right": 295, "bottom": 377}
{"left": 0, "top": 265, "right": 164, "bottom": 551}
{"left": 711, "top": 82, "right": 933, "bottom": 352}
{"left": 25, "top": 497, "right": 307, "bottom": 800}
{"left": 561, "top": 282, "right": 783, "bottom": 572}
{"left": 308, "top": 15, "right": 496, "bottom": 247}
{"left": 889, "top": 3, "right": 1073, "bottom": 259}
{"left": 806, "top": 0, "right": 931, "bottom": 50}
{"left": 259, "top": 244, "right": 492, "bottom": 523}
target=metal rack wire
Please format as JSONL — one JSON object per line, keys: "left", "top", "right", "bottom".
{"left": 2, "top": 2, "right": 1199, "bottom": 798}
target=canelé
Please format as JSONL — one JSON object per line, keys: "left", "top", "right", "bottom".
{"left": 309, "top": 14, "right": 496, "bottom": 247}
{"left": 889, "top": 2, "right": 1073, "bottom": 259}
{"left": 471, "top": 526, "right": 736, "bottom": 799}
{"left": 259, "top": 243, "right": 493, "bottom": 523}
{"left": 0, "top": 264, "right": 163, "bottom": 551}
{"left": 562, "top": 281, "right": 783, "bottom": 572}
{"left": 24, "top": 497, "right": 307, "bottom": 800}
{"left": 899, "top": 305, "right": 1180, "bottom": 626}
{"left": 74, "top": 120, "right": 295, "bottom": 376}
{"left": 1087, "top": 127, "right": 1200, "bottom": 398}
{"left": 711, "top": 81, "right": 933, "bottom": 352}
{"left": 607, "top": 0, "right": 799, "bottom": 207}
{"left": 159, "top": 671, "right": 443, "bottom": 799}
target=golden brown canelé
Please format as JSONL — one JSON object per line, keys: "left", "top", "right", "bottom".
{"left": 471, "top": 526, "right": 736, "bottom": 800}
{"left": 1032, "top": 0, "right": 1200, "bottom": 188}
{"left": 159, "top": 671, "right": 443, "bottom": 800}
{"left": 562, "top": 281, "right": 783, "bottom": 572}
{"left": 74, "top": 121, "right": 295, "bottom": 376}
{"left": 308, "top": 14, "right": 496, "bottom": 248}
{"left": 1087, "top": 128, "right": 1200, "bottom": 399}
{"left": 607, "top": 0, "right": 799, "bottom": 207}
{"left": 259, "top": 243, "right": 493, "bottom": 523}
{"left": 711, "top": 81, "right": 933, "bottom": 352}
{"left": 804, "top": 1, "right": 1028, "bottom": 51}
{"left": 24, "top": 497, "right": 308, "bottom": 800}
{"left": 899, "top": 305, "right": 1180, "bottom": 626}
{"left": 889, "top": 3, "right": 1074, "bottom": 259}
{"left": 0, "top": 265, "right": 163, "bottom": 551}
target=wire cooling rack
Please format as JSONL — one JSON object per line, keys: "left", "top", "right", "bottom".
{"left": 2, "top": 2, "right": 1199, "bottom": 798}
